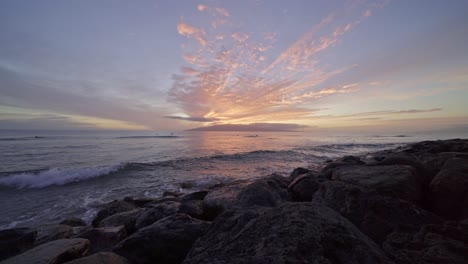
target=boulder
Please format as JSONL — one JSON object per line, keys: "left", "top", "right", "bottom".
{"left": 35, "top": 224, "right": 74, "bottom": 245}
{"left": 288, "top": 173, "right": 321, "bottom": 202}
{"left": 113, "top": 214, "right": 210, "bottom": 264}
{"left": 98, "top": 209, "right": 143, "bottom": 234}
{"left": 329, "top": 165, "right": 423, "bottom": 204}
{"left": 1, "top": 238, "right": 89, "bottom": 264}
{"left": 184, "top": 203, "right": 391, "bottom": 264}
{"left": 0, "top": 227, "right": 37, "bottom": 261}
{"left": 63, "top": 252, "right": 129, "bottom": 264}
{"left": 383, "top": 220, "right": 468, "bottom": 264}
{"left": 59, "top": 218, "right": 86, "bottom": 227}
{"left": 180, "top": 191, "right": 209, "bottom": 202}
{"left": 312, "top": 181, "right": 441, "bottom": 243}
{"left": 92, "top": 201, "right": 137, "bottom": 227}
{"left": 75, "top": 226, "right": 127, "bottom": 254}
{"left": 178, "top": 200, "right": 205, "bottom": 220}
{"left": 429, "top": 157, "right": 468, "bottom": 219}
{"left": 372, "top": 153, "right": 434, "bottom": 184}
{"left": 288, "top": 167, "right": 311, "bottom": 181}
{"left": 123, "top": 196, "right": 159, "bottom": 207}
{"left": 135, "top": 201, "right": 180, "bottom": 230}
{"left": 202, "top": 181, "right": 250, "bottom": 220}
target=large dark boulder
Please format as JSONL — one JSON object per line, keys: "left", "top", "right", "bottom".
{"left": 202, "top": 181, "right": 249, "bottom": 220}
{"left": 1, "top": 238, "right": 89, "bottom": 264}
{"left": 113, "top": 214, "right": 210, "bottom": 264}
{"left": 92, "top": 200, "right": 137, "bottom": 227}
{"left": 75, "top": 226, "right": 127, "bottom": 254}
{"left": 59, "top": 218, "right": 86, "bottom": 227}
{"left": 288, "top": 172, "right": 321, "bottom": 201}
{"left": 134, "top": 201, "right": 180, "bottom": 230}
{"left": 98, "top": 209, "right": 143, "bottom": 234}
{"left": 0, "top": 227, "right": 37, "bottom": 261}
{"left": 178, "top": 200, "right": 205, "bottom": 220}
{"left": 184, "top": 203, "right": 391, "bottom": 264}
{"left": 329, "top": 165, "right": 423, "bottom": 204}
{"left": 63, "top": 252, "right": 130, "bottom": 264}
{"left": 429, "top": 157, "right": 468, "bottom": 219}
{"left": 383, "top": 220, "right": 468, "bottom": 264}
{"left": 180, "top": 191, "right": 209, "bottom": 202}
{"left": 35, "top": 224, "right": 74, "bottom": 245}
{"left": 312, "top": 181, "right": 441, "bottom": 243}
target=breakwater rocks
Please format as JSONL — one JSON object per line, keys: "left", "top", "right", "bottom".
{"left": 1, "top": 139, "right": 467, "bottom": 264}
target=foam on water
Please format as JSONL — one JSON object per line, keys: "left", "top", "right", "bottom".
{"left": 0, "top": 164, "right": 124, "bottom": 189}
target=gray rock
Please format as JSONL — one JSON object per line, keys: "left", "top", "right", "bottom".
{"left": 1, "top": 238, "right": 89, "bottom": 264}
{"left": 98, "top": 209, "right": 143, "bottom": 234}
{"left": 330, "top": 165, "right": 423, "bottom": 204}
{"left": 312, "top": 181, "right": 441, "bottom": 243}
{"left": 59, "top": 218, "right": 86, "bottom": 227}
{"left": 184, "top": 203, "right": 391, "bottom": 264}
{"left": 0, "top": 227, "right": 37, "bottom": 261}
{"left": 178, "top": 200, "right": 205, "bottom": 220}
{"left": 135, "top": 201, "right": 180, "bottom": 230}
{"left": 202, "top": 181, "right": 249, "bottom": 220}
{"left": 113, "top": 214, "right": 210, "bottom": 264}
{"left": 92, "top": 200, "right": 137, "bottom": 227}
{"left": 288, "top": 167, "right": 311, "bottom": 181}
{"left": 429, "top": 157, "right": 468, "bottom": 219}
{"left": 288, "top": 173, "right": 321, "bottom": 201}
{"left": 123, "top": 196, "right": 160, "bottom": 207}
{"left": 63, "top": 252, "right": 130, "bottom": 264}
{"left": 180, "top": 191, "right": 209, "bottom": 202}
{"left": 75, "top": 226, "right": 127, "bottom": 254}
{"left": 35, "top": 224, "right": 74, "bottom": 245}
{"left": 383, "top": 220, "right": 468, "bottom": 264}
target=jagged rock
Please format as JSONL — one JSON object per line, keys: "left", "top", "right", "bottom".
{"left": 63, "top": 252, "right": 130, "bottom": 264}
{"left": 75, "top": 226, "right": 127, "bottom": 254}
{"left": 329, "top": 165, "right": 423, "bottom": 204}
{"left": 184, "top": 203, "right": 391, "bottom": 264}
{"left": 1, "top": 238, "right": 89, "bottom": 264}
{"left": 99, "top": 209, "right": 143, "bottom": 234}
{"left": 288, "top": 173, "right": 321, "bottom": 201}
{"left": 135, "top": 201, "right": 180, "bottom": 230}
{"left": 429, "top": 157, "right": 468, "bottom": 219}
{"left": 180, "top": 191, "right": 209, "bottom": 202}
{"left": 113, "top": 214, "right": 210, "bottom": 264}
{"left": 312, "top": 181, "right": 441, "bottom": 243}
{"left": 0, "top": 227, "right": 37, "bottom": 261}
{"left": 35, "top": 224, "right": 74, "bottom": 245}
{"left": 59, "top": 218, "right": 86, "bottom": 227}
{"left": 383, "top": 220, "right": 468, "bottom": 264}
{"left": 92, "top": 201, "right": 137, "bottom": 227}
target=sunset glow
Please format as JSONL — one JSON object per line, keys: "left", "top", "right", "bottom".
{"left": 0, "top": 0, "right": 467, "bottom": 132}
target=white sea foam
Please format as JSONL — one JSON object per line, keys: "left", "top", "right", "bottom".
{"left": 0, "top": 164, "right": 123, "bottom": 189}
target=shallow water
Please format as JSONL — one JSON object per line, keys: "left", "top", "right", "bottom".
{"left": 0, "top": 130, "right": 463, "bottom": 229}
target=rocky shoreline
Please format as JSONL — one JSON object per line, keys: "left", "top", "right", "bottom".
{"left": 1, "top": 139, "right": 467, "bottom": 264}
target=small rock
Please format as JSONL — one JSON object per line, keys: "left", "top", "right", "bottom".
{"left": 0, "top": 227, "right": 37, "bottom": 261}
{"left": 63, "top": 252, "right": 130, "bottom": 264}
{"left": 113, "top": 214, "right": 210, "bottom": 264}
{"left": 1, "top": 238, "right": 89, "bottom": 264}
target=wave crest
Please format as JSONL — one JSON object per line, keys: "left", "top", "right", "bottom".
{"left": 0, "top": 164, "right": 123, "bottom": 189}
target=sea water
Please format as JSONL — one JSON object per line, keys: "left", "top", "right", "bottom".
{"left": 0, "top": 130, "right": 463, "bottom": 229}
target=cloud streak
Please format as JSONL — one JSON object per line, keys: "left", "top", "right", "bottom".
{"left": 169, "top": 1, "right": 387, "bottom": 124}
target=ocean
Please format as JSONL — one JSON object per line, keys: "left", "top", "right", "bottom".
{"left": 0, "top": 129, "right": 463, "bottom": 229}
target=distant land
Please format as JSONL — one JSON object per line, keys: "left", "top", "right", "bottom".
{"left": 187, "top": 123, "right": 308, "bottom": 132}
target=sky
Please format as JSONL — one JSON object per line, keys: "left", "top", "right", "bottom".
{"left": 0, "top": 0, "right": 467, "bottom": 133}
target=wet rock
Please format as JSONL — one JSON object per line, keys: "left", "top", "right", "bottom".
{"left": 1, "top": 238, "right": 89, "bottom": 264}
{"left": 35, "top": 224, "right": 74, "bottom": 245}
{"left": 59, "top": 218, "right": 86, "bottom": 227}
{"left": 135, "top": 201, "right": 180, "bottom": 230}
{"left": 312, "top": 181, "right": 441, "bottom": 243}
{"left": 236, "top": 174, "right": 289, "bottom": 207}
{"left": 0, "top": 227, "right": 37, "bottom": 261}
{"left": 98, "top": 209, "right": 143, "bottom": 235}
{"left": 180, "top": 191, "right": 209, "bottom": 202}
{"left": 202, "top": 181, "right": 250, "bottom": 220}
{"left": 113, "top": 214, "right": 210, "bottom": 264}
{"left": 288, "top": 167, "right": 311, "bottom": 181}
{"left": 429, "top": 157, "right": 468, "bottom": 219}
{"left": 184, "top": 203, "right": 390, "bottom": 264}
{"left": 75, "top": 226, "right": 127, "bottom": 254}
{"left": 337, "top": 155, "right": 366, "bottom": 164}
{"left": 92, "top": 200, "right": 137, "bottom": 227}
{"left": 63, "top": 252, "right": 130, "bottom": 264}
{"left": 383, "top": 220, "right": 468, "bottom": 264}
{"left": 288, "top": 173, "right": 321, "bottom": 201}
{"left": 123, "top": 197, "right": 159, "bottom": 207}
{"left": 178, "top": 200, "right": 205, "bottom": 220}
{"left": 329, "top": 165, "right": 423, "bottom": 204}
